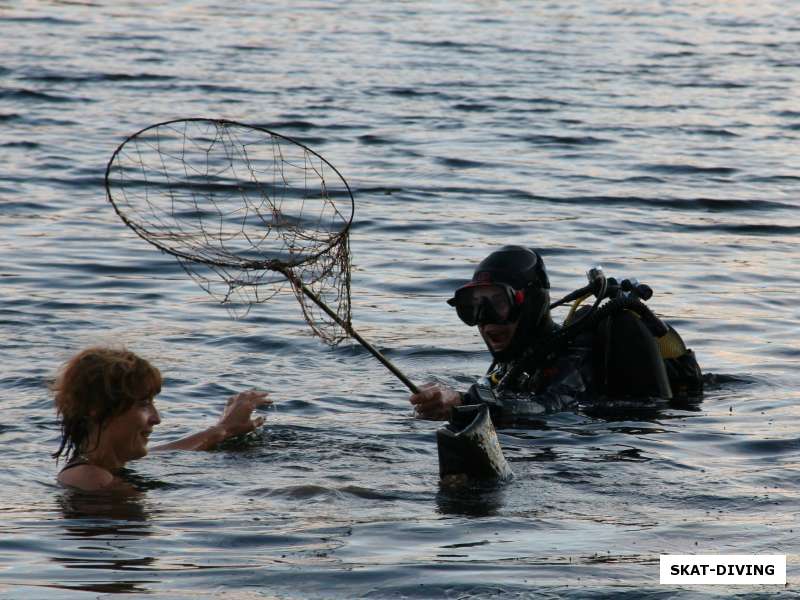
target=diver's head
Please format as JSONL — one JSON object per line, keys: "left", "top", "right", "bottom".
{"left": 448, "top": 246, "right": 552, "bottom": 361}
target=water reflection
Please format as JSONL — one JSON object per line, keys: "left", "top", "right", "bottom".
{"left": 3, "top": 0, "right": 800, "bottom": 594}
{"left": 435, "top": 479, "right": 509, "bottom": 517}
{"left": 52, "top": 488, "right": 158, "bottom": 594}
{"left": 56, "top": 489, "right": 152, "bottom": 537}
{"left": 581, "top": 393, "right": 704, "bottom": 421}
{"left": 40, "top": 580, "right": 157, "bottom": 595}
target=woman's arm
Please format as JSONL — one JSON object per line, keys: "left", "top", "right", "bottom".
{"left": 152, "top": 390, "right": 271, "bottom": 452}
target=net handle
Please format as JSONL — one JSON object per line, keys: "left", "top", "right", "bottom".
{"left": 289, "top": 274, "right": 419, "bottom": 394}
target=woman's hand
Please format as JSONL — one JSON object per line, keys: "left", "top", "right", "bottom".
{"left": 409, "top": 383, "right": 462, "bottom": 420}
{"left": 152, "top": 390, "right": 272, "bottom": 452}
{"left": 217, "top": 390, "right": 272, "bottom": 438}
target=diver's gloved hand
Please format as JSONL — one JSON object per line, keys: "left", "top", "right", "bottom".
{"left": 409, "top": 383, "right": 463, "bottom": 421}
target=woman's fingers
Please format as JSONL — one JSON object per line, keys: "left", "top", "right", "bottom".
{"left": 252, "top": 395, "right": 272, "bottom": 408}
{"left": 230, "top": 390, "right": 271, "bottom": 407}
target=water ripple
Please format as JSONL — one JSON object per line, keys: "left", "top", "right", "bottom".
{"left": 1, "top": 1, "right": 799, "bottom": 596}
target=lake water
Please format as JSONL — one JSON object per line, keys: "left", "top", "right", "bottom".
{"left": 1, "top": 1, "right": 799, "bottom": 598}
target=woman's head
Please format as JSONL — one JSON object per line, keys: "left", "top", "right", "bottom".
{"left": 52, "top": 347, "right": 162, "bottom": 463}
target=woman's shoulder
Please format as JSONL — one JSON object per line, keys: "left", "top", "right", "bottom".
{"left": 57, "top": 463, "right": 115, "bottom": 492}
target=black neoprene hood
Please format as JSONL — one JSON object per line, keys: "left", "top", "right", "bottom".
{"left": 465, "top": 246, "right": 554, "bottom": 362}
{"left": 471, "top": 246, "right": 550, "bottom": 291}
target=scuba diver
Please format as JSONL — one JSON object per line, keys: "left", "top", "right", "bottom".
{"left": 409, "top": 245, "right": 703, "bottom": 427}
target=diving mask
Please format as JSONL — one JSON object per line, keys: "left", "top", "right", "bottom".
{"left": 447, "top": 283, "right": 524, "bottom": 326}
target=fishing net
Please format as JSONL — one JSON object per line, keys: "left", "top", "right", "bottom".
{"left": 105, "top": 118, "right": 353, "bottom": 345}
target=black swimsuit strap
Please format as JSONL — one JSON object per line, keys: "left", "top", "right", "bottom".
{"left": 59, "top": 456, "right": 90, "bottom": 474}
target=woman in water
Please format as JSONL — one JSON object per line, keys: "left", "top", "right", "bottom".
{"left": 52, "top": 346, "right": 270, "bottom": 492}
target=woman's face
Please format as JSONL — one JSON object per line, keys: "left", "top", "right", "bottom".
{"left": 98, "top": 396, "right": 161, "bottom": 464}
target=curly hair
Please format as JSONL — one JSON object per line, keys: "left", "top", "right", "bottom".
{"left": 52, "top": 347, "right": 162, "bottom": 463}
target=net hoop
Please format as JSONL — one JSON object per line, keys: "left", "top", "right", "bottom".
{"left": 105, "top": 117, "right": 354, "bottom": 272}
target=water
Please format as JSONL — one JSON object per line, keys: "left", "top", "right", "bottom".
{"left": 1, "top": 1, "right": 799, "bottom": 597}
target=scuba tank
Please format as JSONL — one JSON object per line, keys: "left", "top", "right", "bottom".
{"left": 510, "top": 266, "right": 702, "bottom": 399}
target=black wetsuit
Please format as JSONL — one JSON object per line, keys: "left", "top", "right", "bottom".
{"left": 462, "top": 317, "right": 702, "bottom": 426}
{"left": 463, "top": 326, "right": 592, "bottom": 424}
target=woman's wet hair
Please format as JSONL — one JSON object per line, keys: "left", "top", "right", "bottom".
{"left": 52, "top": 347, "right": 162, "bottom": 463}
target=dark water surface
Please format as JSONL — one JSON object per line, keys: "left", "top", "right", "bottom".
{"left": 1, "top": 1, "right": 799, "bottom": 597}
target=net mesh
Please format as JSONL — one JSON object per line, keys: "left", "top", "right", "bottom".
{"left": 105, "top": 118, "right": 353, "bottom": 345}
